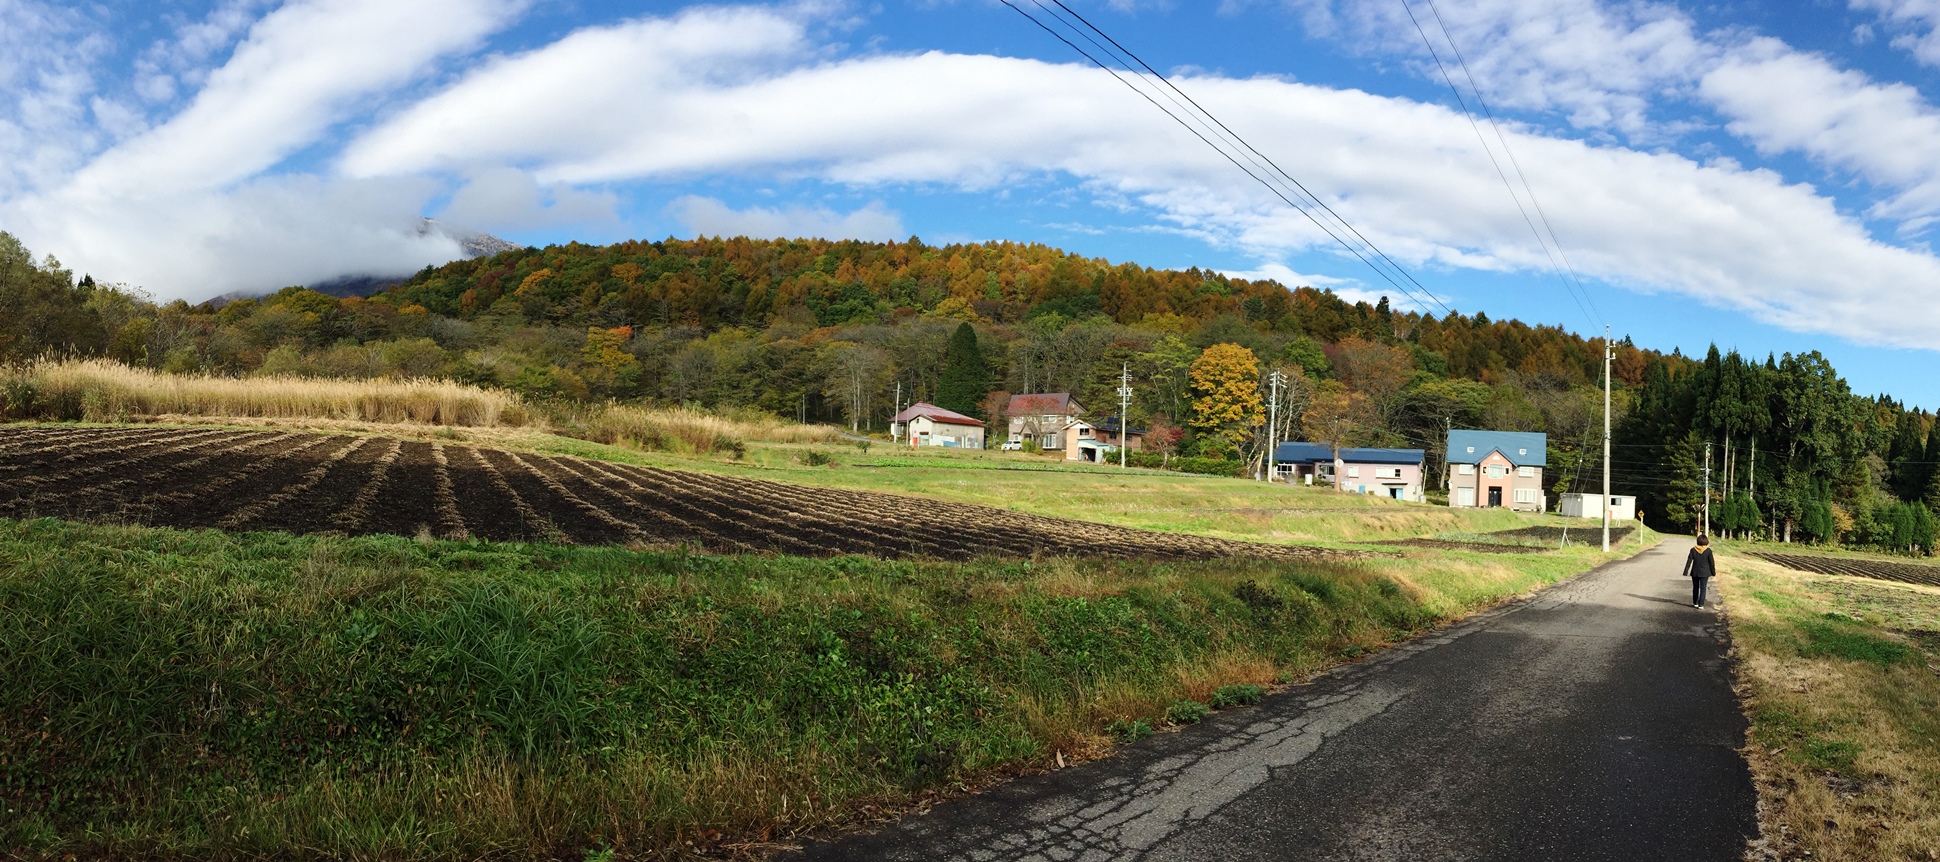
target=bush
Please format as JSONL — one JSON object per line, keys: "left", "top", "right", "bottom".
{"left": 1107, "top": 718, "right": 1153, "bottom": 743}
{"left": 802, "top": 450, "right": 836, "bottom": 467}
{"left": 1210, "top": 684, "right": 1265, "bottom": 709}
{"left": 1165, "top": 699, "right": 1210, "bottom": 725}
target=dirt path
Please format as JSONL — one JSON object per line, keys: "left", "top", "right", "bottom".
{"left": 789, "top": 538, "right": 1758, "bottom": 861}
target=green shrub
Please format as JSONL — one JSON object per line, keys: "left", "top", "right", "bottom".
{"left": 1107, "top": 718, "right": 1153, "bottom": 743}
{"left": 1166, "top": 699, "right": 1209, "bottom": 725}
{"left": 802, "top": 450, "right": 835, "bottom": 466}
{"left": 1210, "top": 684, "right": 1265, "bottom": 709}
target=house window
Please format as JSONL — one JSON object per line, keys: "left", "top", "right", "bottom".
{"left": 1518, "top": 448, "right": 1527, "bottom": 455}
{"left": 1458, "top": 464, "right": 1475, "bottom": 475}
{"left": 1465, "top": 446, "right": 1475, "bottom": 453}
{"left": 1485, "top": 465, "right": 1506, "bottom": 478}
{"left": 1513, "top": 488, "right": 1538, "bottom": 504}
{"left": 1456, "top": 487, "right": 1476, "bottom": 506}
{"left": 1517, "top": 466, "right": 1535, "bottom": 478}
{"left": 1347, "top": 466, "right": 1361, "bottom": 478}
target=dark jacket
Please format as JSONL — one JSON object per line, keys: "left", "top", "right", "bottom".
{"left": 1682, "top": 546, "right": 1716, "bottom": 579}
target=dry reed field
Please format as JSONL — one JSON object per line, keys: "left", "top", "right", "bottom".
{"left": 0, "top": 425, "right": 1350, "bottom": 562}
{"left": 4, "top": 358, "right": 526, "bottom": 426}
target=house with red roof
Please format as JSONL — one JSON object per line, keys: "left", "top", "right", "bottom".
{"left": 890, "top": 402, "right": 986, "bottom": 449}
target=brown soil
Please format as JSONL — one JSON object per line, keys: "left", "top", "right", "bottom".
{"left": 0, "top": 426, "right": 1358, "bottom": 562}
{"left": 1749, "top": 551, "right": 1940, "bottom": 588}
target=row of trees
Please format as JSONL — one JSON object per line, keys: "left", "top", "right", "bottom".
{"left": 4, "top": 230, "right": 1932, "bottom": 551}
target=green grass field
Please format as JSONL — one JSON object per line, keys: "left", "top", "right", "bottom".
{"left": 0, "top": 419, "right": 1660, "bottom": 859}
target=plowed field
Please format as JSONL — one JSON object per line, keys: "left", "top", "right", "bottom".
{"left": 1749, "top": 551, "right": 1940, "bottom": 588}
{"left": 0, "top": 426, "right": 1348, "bottom": 562}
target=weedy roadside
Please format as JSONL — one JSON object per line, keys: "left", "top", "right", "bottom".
{"left": 1719, "top": 549, "right": 1940, "bottom": 861}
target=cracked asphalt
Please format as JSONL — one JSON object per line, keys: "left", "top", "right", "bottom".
{"left": 788, "top": 537, "right": 1758, "bottom": 861}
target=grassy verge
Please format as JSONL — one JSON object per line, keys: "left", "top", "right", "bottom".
{"left": 1, "top": 518, "right": 1642, "bottom": 860}
{"left": 1716, "top": 547, "right": 1940, "bottom": 860}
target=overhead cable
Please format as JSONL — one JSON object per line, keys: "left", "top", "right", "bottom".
{"left": 998, "top": 0, "right": 1455, "bottom": 317}
{"left": 1401, "top": 0, "right": 1603, "bottom": 330}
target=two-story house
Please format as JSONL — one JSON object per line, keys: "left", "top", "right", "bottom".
{"left": 1445, "top": 430, "right": 1547, "bottom": 511}
{"left": 1007, "top": 393, "right": 1087, "bottom": 451}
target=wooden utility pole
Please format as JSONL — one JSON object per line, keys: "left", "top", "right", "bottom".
{"left": 1602, "top": 326, "right": 1612, "bottom": 552}
{"left": 1117, "top": 364, "right": 1132, "bottom": 469}
{"left": 1703, "top": 442, "right": 1712, "bottom": 537}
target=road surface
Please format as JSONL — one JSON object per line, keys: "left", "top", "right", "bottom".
{"left": 789, "top": 537, "right": 1758, "bottom": 861}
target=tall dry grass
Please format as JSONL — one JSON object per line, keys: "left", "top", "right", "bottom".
{"left": 2, "top": 358, "right": 527, "bottom": 427}
{"left": 575, "top": 403, "right": 840, "bottom": 453}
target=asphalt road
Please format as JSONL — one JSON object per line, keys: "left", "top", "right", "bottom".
{"left": 789, "top": 537, "right": 1759, "bottom": 861}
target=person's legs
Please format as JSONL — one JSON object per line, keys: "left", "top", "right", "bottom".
{"left": 1692, "top": 577, "right": 1707, "bottom": 607}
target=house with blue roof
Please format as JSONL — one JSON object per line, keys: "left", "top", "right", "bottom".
{"left": 1272, "top": 441, "right": 1427, "bottom": 502}
{"left": 1445, "top": 430, "right": 1547, "bottom": 511}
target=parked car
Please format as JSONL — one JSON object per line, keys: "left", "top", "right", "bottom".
{"left": 1000, "top": 440, "right": 1023, "bottom": 451}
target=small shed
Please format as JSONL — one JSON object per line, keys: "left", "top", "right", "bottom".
{"left": 1559, "top": 492, "right": 1636, "bottom": 522}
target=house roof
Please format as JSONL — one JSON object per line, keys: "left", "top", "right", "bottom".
{"left": 1096, "top": 416, "right": 1146, "bottom": 435}
{"left": 1446, "top": 430, "right": 1547, "bottom": 467}
{"left": 1007, "top": 392, "right": 1078, "bottom": 413}
{"left": 891, "top": 402, "right": 983, "bottom": 427}
{"left": 1273, "top": 442, "right": 1425, "bottom": 465}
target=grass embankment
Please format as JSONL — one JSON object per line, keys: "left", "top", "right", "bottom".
{"left": 1716, "top": 547, "right": 1940, "bottom": 860}
{"left": 0, "top": 518, "right": 1637, "bottom": 860}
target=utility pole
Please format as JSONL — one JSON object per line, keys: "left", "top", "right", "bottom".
{"left": 1266, "top": 369, "right": 1285, "bottom": 482}
{"left": 1703, "top": 442, "right": 1713, "bottom": 537}
{"left": 894, "top": 381, "right": 903, "bottom": 445}
{"left": 1602, "top": 326, "right": 1612, "bottom": 552}
{"left": 1117, "top": 364, "right": 1133, "bottom": 469}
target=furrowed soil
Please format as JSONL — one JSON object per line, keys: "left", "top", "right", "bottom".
{"left": 0, "top": 425, "right": 1350, "bottom": 562}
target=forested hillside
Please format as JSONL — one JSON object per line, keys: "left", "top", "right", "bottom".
{"left": 1, "top": 230, "right": 1933, "bottom": 548}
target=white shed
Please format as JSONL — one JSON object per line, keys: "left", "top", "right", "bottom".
{"left": 1559, "top": 492, "right": 1636, "bottom": 522}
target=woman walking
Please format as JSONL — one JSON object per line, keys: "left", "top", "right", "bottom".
{"left": 1682, "top": 534, "right": 1716, "bottom": 608}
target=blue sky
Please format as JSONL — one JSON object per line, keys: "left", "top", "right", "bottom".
{"left": 5, "top": 1, "right": 1940, "bottom": 405}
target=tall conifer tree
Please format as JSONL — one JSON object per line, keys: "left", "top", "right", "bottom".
{"left": 935, "top": 322, "right": 991, "bottom": 419}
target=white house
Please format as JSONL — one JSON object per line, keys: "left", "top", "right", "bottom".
{"left": 891, "top": 402, "right": 985, "bottom": 448}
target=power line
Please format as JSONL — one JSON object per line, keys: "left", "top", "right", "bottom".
{"left": 1407, "top": 0, "right": 1604, "bottom": 329}
{"left": 998, "top": 0, "right": 1455, "bottom": 317}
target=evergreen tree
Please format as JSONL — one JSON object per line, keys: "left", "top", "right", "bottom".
{"left": 1887, "top": 409, "right": 1927, "bottom": 501}
{"left": 934, "top": 322, "right": 991, "bottom": 419}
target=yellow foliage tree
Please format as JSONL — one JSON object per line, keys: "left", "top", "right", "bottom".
{"left": 1188, "top": 343, "right": 1263, "bottom": 449}
{"left": 1300, "top": 381, "right": 1375, "bottom": 492}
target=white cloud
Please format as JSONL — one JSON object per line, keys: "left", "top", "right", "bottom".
{"left": 70, "top": 0, "right": 528, "bottom": 199}
{"left": 337, "top": 5, "right": 1940, "bottom": 349}
{"left": 1852, "top": 0, "right": 1940, "bottom": 66}
{"left": 1, "top": 0, "right": 531, "bottom": 299}
{"left": 668, "top": 196, "right": 907, "bottom": 242}
{"left": 1283, "top": 0, "right": 1717, "bottom": 137}
{"left": 11, "top": 174, "right": 463, "bottom": 292}
{"left": 439, "top": 167, "right": 619, "bottom": 232}
{"left": 0, "top": 1, "right": 108, "bottom": 193}
{"left": 1701, "top": 38, "right": 1940, "bottom": 221}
